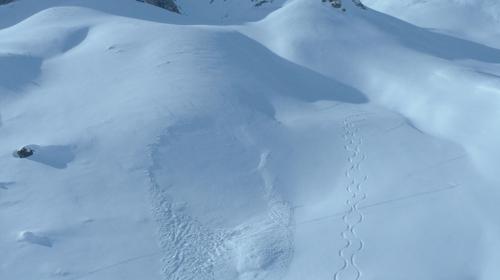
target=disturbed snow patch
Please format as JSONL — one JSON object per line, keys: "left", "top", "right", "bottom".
{"left": 17, "top": 231, "right": 52, "bottom": 247}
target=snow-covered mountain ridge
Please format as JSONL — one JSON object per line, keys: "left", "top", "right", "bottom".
{"left": 364, "top": 0, "right": 500, "bottom": 47}
{"left": 1, "top": 0, "right": 500, "bottom": 279}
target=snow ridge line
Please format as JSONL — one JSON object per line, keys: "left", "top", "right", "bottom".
{"left": 334, "top": 115, "right": 368, "bottom": 280}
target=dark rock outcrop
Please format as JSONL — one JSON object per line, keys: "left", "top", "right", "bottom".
{"left": 0, "top": 0, "right": 15, "bottom": 5}
{"left": 323, "top": 0, "right": 367, "bottom": 9}
{"left": 16, "top": 146, "right": 34, "bottom": 158}
{"left": 139, "top": 0, "right": 278, "bottom": 14}
{"left": 137, "top": 0, "right": 180, "bottom": 13}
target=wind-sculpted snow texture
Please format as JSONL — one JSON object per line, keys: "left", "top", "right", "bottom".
{"left": 1, "top": 0, "right": 500, "bottom": 279}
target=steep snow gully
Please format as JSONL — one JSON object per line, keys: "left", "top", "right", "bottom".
{"left": 2, "top": 0, "right": 500, "bottom": 279}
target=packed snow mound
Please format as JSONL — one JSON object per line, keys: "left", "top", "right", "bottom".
{"left": 2, "top": 0, "right": 500, "bottom": 280}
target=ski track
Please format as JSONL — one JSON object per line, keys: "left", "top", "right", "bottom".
{"left": 334, "top": 115, "right": 368, "bottom": 280}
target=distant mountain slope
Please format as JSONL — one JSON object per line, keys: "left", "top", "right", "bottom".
{"left": 364, "top": 0, "right": 500, "bottom": 47}
{"left": 0, "top": 0, "right": 287, "bottom": 26}
{"left": 171, "top": 0, "right": 287, "bottom": 23}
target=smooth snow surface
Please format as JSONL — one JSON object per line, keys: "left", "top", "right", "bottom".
{"left": 1, "top": 0, "right": 499, "bottom": 279}
{"left": 363, "top": 0, "right": 500, "bottom": 48}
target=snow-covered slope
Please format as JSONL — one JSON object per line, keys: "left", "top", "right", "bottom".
{"left": 172, "top": 0, "right": 287, "bottom": 24}
{"left": 242, "top": 0, "right": 500, "bottom": 179}
{"left": 363, "top": 0, "right": 500, "bottom": 48}
{"left": 1, "top": 0, "right": 499, "bottom": 280}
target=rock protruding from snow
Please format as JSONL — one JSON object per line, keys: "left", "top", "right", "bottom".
{"left": 139, "top": 0, "right": 180, "bottom": 13}
{"left": 324, "top": 0, "right": 342, "bottom": 8}
{"left": 15, "top": 146, "right": 33, "bottom": 158}
{"left": 352, "top": 0, "right": 367, "bottom": 8}
{"left": 252, "top": 0, "right": 273, "bottom": 7}
{"left": 323, "top": 0, "right": 366, "bottom": 9}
